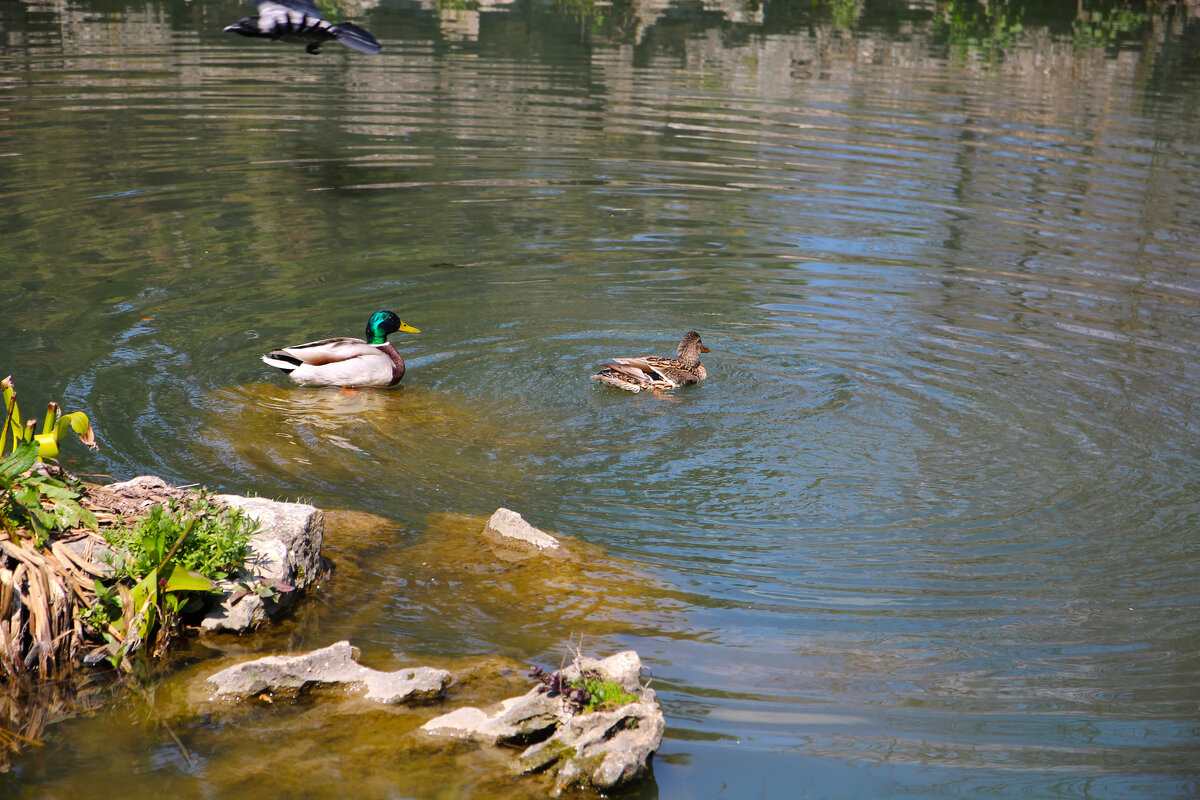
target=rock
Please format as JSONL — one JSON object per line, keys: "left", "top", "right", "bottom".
{"left": 200, "top": 495, "right": 327, "bottom": 633}
{"left": 423, "top": 650, "right": 664, "bottom": 795}
{"left": 420, "top": 705, "right": 492, "bottom": 737}
{"left": 565, "top": 650, "right": 643, "bottom": 689}
{"left": 83, "top": 478, "right": 327, "bottom": 634}
{"left": 518, "top": 695, "right": 665, "bottom": 793}
{"left": 85, "top": 475, "right": 198, "bottom": 521}
{"left": 422, "top": 688, "right": 562, "bottom": 744}
{"left": 481, "top": 508, "right": 563, "bottom": 559}
{"left": 107, "top": 476, "right": 169, "bottom": 491}
{"left": 105, "top": 475, "right": 194, "bottom": 503}
{"left": 206, "top": 640, "right": 450, "bottom": 704}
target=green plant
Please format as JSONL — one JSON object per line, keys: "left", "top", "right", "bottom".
{"left": 821, "top": 0, "right": 862, "bottom": 32}
{"left": 0, "top": 440, "right": 98, "bottom": 546}
{"left": 104, "top": 493, "right": 255, "bottom": 584}
{"left": 1073, "top": 5, "right": 1145, "bottom": 50}
{"left": 227, "top": 578, "right": 294, "bottom": 604}
{"left": 575, "top": 671, "right": 639, "bottom": 712}
{"left": 95, "top": 493, "right": 258, "bottom": 659}
{"left": 529, "top": 665, "right": 640, "bottom": 714}
{"left": 938, "top": 0, "right": 1025, "bottom": 63}
{"left": 2, "top": 375, "right": 97, "bottom": 461}
{"left": 79, "top": 579, "right": 121, "bottom": 631}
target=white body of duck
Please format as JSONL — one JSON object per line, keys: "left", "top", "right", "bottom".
{"left": 262, "top": 310, "right": 419, "bottom": 388}
{"left": 590, "top": 331, "right": 710, "bottom": 393}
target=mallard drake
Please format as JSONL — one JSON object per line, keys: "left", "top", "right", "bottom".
{"left": 261, "top": 310, "right": 419, "bottom": 387}
{"left": 590, "top": 331, "right": 710, "bottom": 393}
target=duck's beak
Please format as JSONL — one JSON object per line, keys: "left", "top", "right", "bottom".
{"left": 700, "top": 345, "right": 710, "bottom": 353}
{"left": 398, "top": 322, "right": 420, "bottom": 333}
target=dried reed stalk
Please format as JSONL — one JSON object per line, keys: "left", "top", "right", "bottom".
{"left": 0, "top": 531, "right": 104, "bottom": 681}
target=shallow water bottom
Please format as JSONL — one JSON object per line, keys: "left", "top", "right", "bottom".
{"left": 7, "top": 509, "right": 678, "bottom": 799}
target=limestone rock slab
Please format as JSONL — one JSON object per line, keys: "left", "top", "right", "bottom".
{"left": 422, "top": 688, "right": 562, "bottom": 744}
{"left": 481, "top": 508, "right": 563, "bottom": 559}
{"left": 206, "top": 640, "right": 449, "bottom": 704}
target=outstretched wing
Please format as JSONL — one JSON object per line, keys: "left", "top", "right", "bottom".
{"left": 333, "top": 22, "right": 382, "bottom": 54}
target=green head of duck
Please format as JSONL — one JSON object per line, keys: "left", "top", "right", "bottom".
{"left": 366, "top": 310, "right": 420, "bottom": 344}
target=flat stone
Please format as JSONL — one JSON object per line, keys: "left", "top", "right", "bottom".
{"left": 422, "top": 688, "right": 562, "bottom": 744}
{"left": 481, "top": 508, "right": 562, "bottom": 558}
{"left": 420, "top": 706, "right": 491, "bottom": 738}
{"left": 106, "top": 475, "right": 176, "bottom": 494}
{"left": 206, "top": 640, "right": 449, "bottom": 704}
{"left": 88, "top": 474, "right": 195, "bottom": 517}
{"left": 200, "top": 495, "right": 327, "bottom": 633}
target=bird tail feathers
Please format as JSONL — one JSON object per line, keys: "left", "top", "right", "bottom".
{"left": 334, "top": 22, "right": 381, "bottom": 54}
{"left": 262, "top": 352, "right": 302, "bottom": 373}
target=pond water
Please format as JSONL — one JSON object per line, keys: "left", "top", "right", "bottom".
{"left": 2, "top": 0, "right": 1200, "bottom": 797}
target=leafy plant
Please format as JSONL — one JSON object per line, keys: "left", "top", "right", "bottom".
{"left": 2, "top": 375, "right": 97, "bottom": 461}
{"left": 227, "top": 578, "right": 294, "bottom": 604}
{"left": 104, "top": 493, "right": 255, "bottom": 584}
{"left": 938, "top": 0, "right": 1025, "bottom": 63}
{"left": 79, "top": 579, "right": 121, "bottom": 632}
{"left": 529, "top": 665, "right": 639, "bottom": 714}
{"left": 0, "top": 440, "right": 98, "bottom": 546}
{"left": 1073, "top": 5, "right": 1145, "bottom": 50}
{"left": 821, "top": 0, "right": 862, "bottom": 32}
{"left": 576, "top": 670, "right": 640, "bottom": 711}
{"left": 94, "top": 493, "right": 258, "bottom": 659}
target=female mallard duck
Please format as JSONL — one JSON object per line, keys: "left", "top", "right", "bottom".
{"left": 261, "top": 309, "right": 420, "bottom": 387}
{"left": 590, "top": 331, "right": 710, "bottom": 393}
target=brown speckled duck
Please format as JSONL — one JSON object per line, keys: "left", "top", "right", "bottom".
{"left": 590, "top": 331, "right": 710, "bottom": 393}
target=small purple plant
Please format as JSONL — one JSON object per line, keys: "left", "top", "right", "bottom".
{"left": 529, "top": 665, "right": 593, "bottom": 713}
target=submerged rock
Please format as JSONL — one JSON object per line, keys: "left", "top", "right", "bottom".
{"left": 206, "top": 640, "right": 450, "bottom": 704}
{"left": 200, "top": 495, "right": 328, "bottom": 633}
{"left": 481, "top": 508, "right": 564, "bottom": 560}
{"left": 423, "top": 650, "right": 664, "bottom": 795}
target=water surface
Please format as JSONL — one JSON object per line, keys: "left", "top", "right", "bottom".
{"left": 2, "top": 0, "right": 1199, "bottom": 797}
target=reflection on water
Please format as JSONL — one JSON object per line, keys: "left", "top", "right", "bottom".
{"left": 2, "top": 0, "right": 1200, "bottom": 797}
{"left": 200, "top": 381, "right": 536, "bottom": 490}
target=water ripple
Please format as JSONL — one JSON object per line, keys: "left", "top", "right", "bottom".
{"left": 4, "top": 4, "right": 1200, "bottom": 797}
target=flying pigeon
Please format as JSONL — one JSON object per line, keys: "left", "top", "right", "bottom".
{"left": 224, "top": 0, "right": 381, "bottom": 55}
